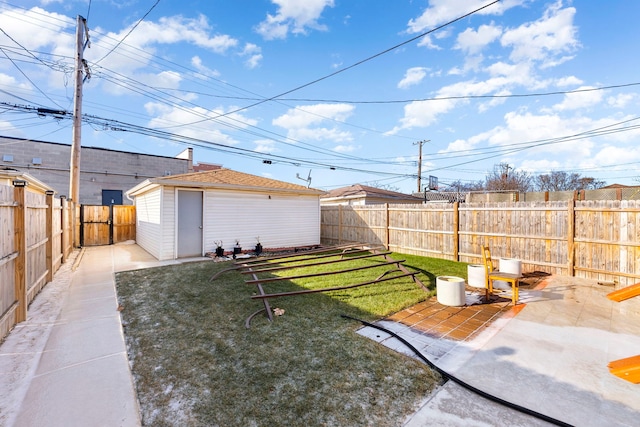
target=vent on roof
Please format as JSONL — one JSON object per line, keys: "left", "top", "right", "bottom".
{"left": 164, "top": 170, "right": 172, "bottom": 176}
{"left": 2, "top": 154, "right": 13, "bottom": 162}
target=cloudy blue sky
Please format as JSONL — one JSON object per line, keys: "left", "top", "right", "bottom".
{"left": 1, "top": 0, "right": 639, "bottom": 193}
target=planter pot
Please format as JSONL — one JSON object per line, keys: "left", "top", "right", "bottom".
{"left": 436, "top": 276, "right": 466, "bottom": 307}
{"left": 494, "top": 258, "right": 522, "bottom": 289}
{"left": 215, "top": 247, "right": 224, "bottom": 257}
{"left": 467, "top": 264, "right": 486, "bottom": 289}
{"left": 255, "top": 243, "right": 263, "bottom": 256}
{"left": 233, "top": 246, "right": 242, "bottom": 255}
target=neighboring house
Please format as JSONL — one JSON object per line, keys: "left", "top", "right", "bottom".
{"left": 0, "top": 136, "right": 193, "bottom": 205}
{"left": 193, "top": 161, "right": 223, "bottom": 172}
{"left": 126, "top": 168, "right": 325, "bottom": 260}
{"left": 320, "top": 184, "right": 423, "bottom": 205}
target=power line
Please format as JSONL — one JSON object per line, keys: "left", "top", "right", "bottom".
{"left": 93, "top": 0, "right": 161, "bottom": 65}
{"left": 180, "top": 82, "right": 640, "bottom": 105}
{"left": 0, "top": 46, "right": 64, "bottom": 109}
{"left": 6, "top": 101, "right": 640, "bottom": 185}
{"left": 173, "top": 0, "right": 501, "bottom": 125}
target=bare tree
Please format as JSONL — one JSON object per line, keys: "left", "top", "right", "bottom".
{"left": 535, "top": 171, "right": 606, "bottom": 191}
{"left": 440, "top": 179, "right": 485, "bottom": 192}
{"left": 485, "top": 163, "right": 533, "bottom": 192}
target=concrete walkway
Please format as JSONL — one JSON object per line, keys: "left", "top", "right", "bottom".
{"left": 0, "top": 242, "right": 206, "bottom": 427}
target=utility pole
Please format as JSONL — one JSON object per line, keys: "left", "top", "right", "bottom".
{"left": 414, "top": 140, "right": 429, "bottom": 193}
{"left": 69, "top": 15, "right": 90, "bottom": 205}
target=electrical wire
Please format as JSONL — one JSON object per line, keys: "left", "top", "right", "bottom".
{"left": 0, "top": 47, "right": 64, "bottom": 109}
{"left": 3, "top": 100, "right": 640, "bottom": 184}
{"left": 171, "top": 0, "right": 501, "bottom": 125}
{"left": 175, "top": 82, "right": 640, "bottom": 105}
{"left": 93, "top": 0, "right": 161, "bottom": 65}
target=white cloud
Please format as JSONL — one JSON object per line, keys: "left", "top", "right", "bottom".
{"left": 391, "top": 2, "right": 586, "bottom": 134}
{"left": 416, "top": 35, "right": 442, "bottom": 50}
{"left": 555, "top": 76, "right": 583, "bottom": 87}
{"left": 386, "top": 98, "right": 459, "bottom": 135}
{"left": 547, "top": 86, "right": 603, "bottom": 112}
{"left": 256, "top": 0, "right": 335, "bottom": 40}
{"left": 0, "top": 119, "right": 23, "bottom": 138}
{"left": 0, "top": 73, "right": 30, "bottom": 90}
{"left": 0, "top": 7, "right": 73, "bottom": 52}
{"left": 191, "top": 56, "right": 220, "bottom": 77}
{"left": 607, "top": 93, "right": 636, "bottom": 109}
{"left": 334, "top": 144, "right": 358, "bottom": 153}
{"left": 254, "top": 139, "right": 278, "bottom": 153}
{"left": 145, "top": 103, "right": 257, "bottom": 144}
{"left": 289, "top": 127, "right": 352, "bottom": 142}
{"left": 398, "top": 67, "right": 428, "bottom": 89}
{"left": 407, "top": 0, "right": 523, "bottom": 34}
{"left": 500, "top": 1, "right": 579, "bottom": 67}
{"left": 272, "top": 104, "right": 354, "bottom": 143}
{"left": 240, "top": 43, "right": 263, "bottom": 69}
{"left": 273, "top": 104, "right": 354, "bottom": 128}
{"left": 455, "top": 24, "right": 502, "bottom": 55}
{"left": 90, "top": 15, "right": 238, "bottom": 62}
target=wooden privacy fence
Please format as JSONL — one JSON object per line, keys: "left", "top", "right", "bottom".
{"left": 0, "top": 182, "right": 74, "bottom": 341}
{"left": 321, "top": 200, "right": 640, "bottom": 286}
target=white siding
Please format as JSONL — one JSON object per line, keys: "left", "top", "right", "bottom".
{"left": 134, "top": 187, "right": 162, "bottom": 259}
{"left": 159, "top": 186, "right": 176, "bottom": 260}
{"left": 203, "top": 189, "right": 320, "bottom": 253}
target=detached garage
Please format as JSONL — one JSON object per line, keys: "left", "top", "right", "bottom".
{"left": 126, "top": 168, "right": 325, "bottom": 261}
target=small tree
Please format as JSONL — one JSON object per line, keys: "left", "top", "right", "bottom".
{"left": 485, "top": 163, "right": 533, "bottom": 192}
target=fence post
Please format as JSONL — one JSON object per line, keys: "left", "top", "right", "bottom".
{"left": 60, "top": 196, "right": 68, "bottom": 263}
{"left": 453, "top": 202, "right": 459, "bottom": 261}
{"left": 13, "top": 180, "right": 27, "bottom": 323}
{"left": 46, "top": 190, "right": 54, "bottom": 282}
{"left": 568, "top": 199, "right": 575, "bottom": 276}
{"left": 338, "top": 205, "right": 342, "bottom": 245}
{"left": 385, "top": 203, "right": 390, "bottom": 249}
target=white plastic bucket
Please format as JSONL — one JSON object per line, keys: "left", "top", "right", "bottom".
{"left": 436, "top": 276, "right": 466, "bottom": 306}
{"left": 499, "top": 258, "right": 522, "bottom": 275}
{"left": 467, "top": 264, "right": 486, "bottom": 288}
{"left": 494, "top": 258, "right": 522, "bottom": 289}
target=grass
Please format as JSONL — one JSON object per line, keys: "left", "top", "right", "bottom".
{"left": 115, "top": 251, "right": 469, "bottom": 426}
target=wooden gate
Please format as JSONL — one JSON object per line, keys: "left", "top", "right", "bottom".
{"left": 80, "top": 205, "right": 136, "bottom": 246}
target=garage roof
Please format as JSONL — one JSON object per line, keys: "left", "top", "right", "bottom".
{"left": 127, "top": 168, "right": 326, "bottom": 196}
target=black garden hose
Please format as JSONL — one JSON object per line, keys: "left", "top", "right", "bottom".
{"left": 341, "top": 314, "right": 573, "bottom": 427}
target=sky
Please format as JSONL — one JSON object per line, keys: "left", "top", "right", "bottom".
{"left": 1, "top": 0, "right": 640, "bottom": 194}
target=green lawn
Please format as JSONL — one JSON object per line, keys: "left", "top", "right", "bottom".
{"left": 115, "top": 251, "right": 468, "bottom": 426}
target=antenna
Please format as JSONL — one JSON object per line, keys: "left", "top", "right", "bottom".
{"left": 296, "top": 170, "right": 312, "bottom": 188}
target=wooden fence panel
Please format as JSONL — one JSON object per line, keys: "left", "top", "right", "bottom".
{"left": 320, "top": 207, "right": 340, "bottom": 245}
{"left": 389, "top": 204, "right": 456, "bottom": 259}
{"left": 25, "top": 191, "right": 48, "bottom": 304}
{"left": 341, "top": 205, "right": 386, "bottom": 246}
{"left": 113, "top": 205, "right": 136, "bottom": 243}
{"left": 321, "top": 200, "right": 640, "bottom": 285}
{"left": 574, "top": 200, "right": 640, "bottom": 285}
{"left": 0, "top": 185, "right": 17, "bottom": 339}
{"left": 52, "top": 197, "right": 63, "bottom": 273}
{"left": 0, "top": 182, "right": 75, "bottom": 342}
